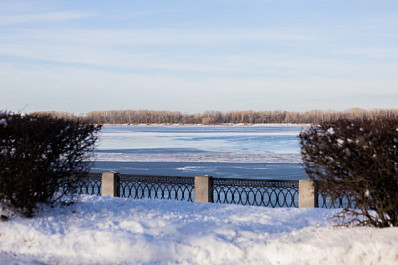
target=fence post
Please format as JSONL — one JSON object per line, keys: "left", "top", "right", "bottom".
{"left": 102, "top": 172, "right": 120, "bottom": 197}
{"left": 194, "top": 175, "right": 213, "bottom": 203}
{"left": 299, "top": 179, "right": 318, "bottom": 208}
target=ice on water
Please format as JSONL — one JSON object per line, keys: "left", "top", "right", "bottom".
{"left": 93, "top": 125, "right": 306, "bottom": 179}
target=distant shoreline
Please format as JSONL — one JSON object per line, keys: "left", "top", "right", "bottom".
{"left": 100, "top": 123, "right": 311, "bottom": 127}
{"left": 37, "top": 108, "right": 398, "bottom": 125}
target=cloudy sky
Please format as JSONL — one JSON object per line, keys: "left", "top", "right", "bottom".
{"left": 1, "top": 0, "right": 397, "bottom": 114}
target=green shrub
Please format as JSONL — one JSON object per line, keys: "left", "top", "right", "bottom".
{"left": 299, "top": 118, "right": 398, "bottom": 227}
{"left": 0, "top": 112, "right": 101, "bottom": 217}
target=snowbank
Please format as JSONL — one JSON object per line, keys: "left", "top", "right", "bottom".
{"left": 1, "top": 196, "right": 397, "bottom": 264}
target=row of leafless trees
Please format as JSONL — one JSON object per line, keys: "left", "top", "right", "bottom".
{"left": 36, "top": 108, "right": 398, "bottom": 125}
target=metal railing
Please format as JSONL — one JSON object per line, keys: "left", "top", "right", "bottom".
{"left": 76, "top": 172, "right": 102, "bottom": 196}
{"left": 77, "top": 173, "right": 300, "bottom": 207}
{"left": 213, "top": 178, "right": 299, "bottom": 207}
{"left": 119, "top": 174, "right": 194, "bottom": 201}
{"left": 317, "top": 193, "right": 357, "bottom": 209}
{"left": 76, "top": 172, "right": 356, "bottom": 209}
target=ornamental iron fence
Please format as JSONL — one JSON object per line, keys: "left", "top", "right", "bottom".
{"left": 212, "top": 178, "right": 299, "bottom": 207}
{"left": 76, "top": 172, "right": 356, "bottom": 209}
{"left": 76, "top": 172, "right": 102, "bottom": 196}
{"left": 317, "top": 193, "right": 357, "bottom": 209}
{"left": 119, "top": 174, "right": 194, "bottom": 202}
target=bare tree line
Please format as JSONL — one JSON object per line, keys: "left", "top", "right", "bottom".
{"left": 36, "top": 108, "right": 398, "bottom": 125}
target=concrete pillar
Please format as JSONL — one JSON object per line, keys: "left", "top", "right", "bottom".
{"left": 299, "top": 179, "right": 318, "bottom": 208}
{"left": 102, "top": 172, "right": 120, "bottom": 197}
{"left": 194, "top": 175, "right": 213, "bottom": 203}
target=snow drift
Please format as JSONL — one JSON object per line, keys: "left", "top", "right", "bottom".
{"left": 0, "top": 195, "right": 397, "bottom": 264}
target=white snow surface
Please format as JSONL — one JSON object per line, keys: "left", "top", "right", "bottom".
{"left": 1, "top": 196, "right": 397, "bottom": 265}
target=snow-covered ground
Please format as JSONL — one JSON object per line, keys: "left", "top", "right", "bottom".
{"left": 1, "top": 196, "right": 397, "bottom": 265}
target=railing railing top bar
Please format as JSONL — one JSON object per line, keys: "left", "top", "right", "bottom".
{"left": 213, "top": 177, "right": 299, "bottom": 184}
{"left": 86, "top": 172, "right": 102, "bottom": 177}
{"left": 120, "top": 173, "right": 194, "bottom": 178}
{"left": 212, "top": 178, "right": 299, "bottom": 190}
{"left": 119, "top": 174, "right": 194, "bottom": 183}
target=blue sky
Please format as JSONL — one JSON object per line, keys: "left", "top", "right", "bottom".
{"left": 1, "top": 0, "right": 397, "bottom": 114}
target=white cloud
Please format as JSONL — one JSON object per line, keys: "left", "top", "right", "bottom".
{"left": 1, "top": 0, "right": 397, "bottom": 113}
{"left": 2, "top": 38, "right": 397, "bottom": 87}
{"left": 341, "top": 48, "right": 398, "bottom": 60}
{"left": 0, "top": 11, "right": 96, "bottom": 24}
{"left": 1, "top": 27, "right": 314, "bottom": 47}
{"left": 1, "top": 62, "right": 397, "bottom": 113}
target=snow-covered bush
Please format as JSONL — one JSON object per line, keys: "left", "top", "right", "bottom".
{"left": 299, "top": 118, "right": 398, "bottom": 227}
{"left": 0, "top": 112, "right": 101, "bottom": 217}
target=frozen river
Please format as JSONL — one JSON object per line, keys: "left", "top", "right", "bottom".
{"left": 92, "top": 125, "right": 307, "bottom": 180}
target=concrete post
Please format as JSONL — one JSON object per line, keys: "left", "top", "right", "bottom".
{"left": 194, "top": 175, "right": 213, "bottom": 203}
{"left": 102, "top": 172, "right": 120, "bottom": 197}
{"left": 299, "top": 179, "right": 318, "bottom": 208}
